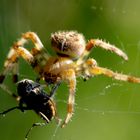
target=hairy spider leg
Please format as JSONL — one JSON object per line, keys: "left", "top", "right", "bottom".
{"left": 79, "top": 39, "right": 128, "bottom": 63}
{"left": 0, "top": 45, "right": 34, "bottom": 83}
{"left": 60, "top": 69, "right": 76, "bottom": 128}
{"left": 85, "top": 59, "right": 140, "bottom": 83}
{"left": 0, "top": 32, "right": 50, "bottom": 83}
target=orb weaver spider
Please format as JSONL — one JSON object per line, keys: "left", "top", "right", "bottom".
{"left": 0, "top": 31, "right": 140, "bottom": 128}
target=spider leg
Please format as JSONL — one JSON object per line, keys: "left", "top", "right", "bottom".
{"left": 60, "top": 69, "right": 76, "bottom": 128}
{"left": 85, "top": 59, "right": 140, "bottom": 83}
{"left": 0, "top": 47, "right": 34, "bottom": 83}
{"left": 0, "top": 32, "right": 48, "bottom": 84}
{"left": 92, "top": 66, "right": 140, "bottom": 83}
{"left": 82, "top": 39, "right": 128, "bottom": 61}
{"left": 12, "top": 61, "right": 19, "bottom": 83}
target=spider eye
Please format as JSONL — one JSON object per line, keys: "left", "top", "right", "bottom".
{"left": 51, "top": 31, "right": 86, "bottom": 59}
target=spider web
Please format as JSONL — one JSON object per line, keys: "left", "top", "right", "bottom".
{"left": 0, "top": 0, "right": 140, "bottom": 140}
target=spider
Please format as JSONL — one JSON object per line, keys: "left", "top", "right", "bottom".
{"left": 0, "top": 79, "right": 60, "bottom": 139}
{"left": 0, "top": 31, "right": 140, "bottom": 128}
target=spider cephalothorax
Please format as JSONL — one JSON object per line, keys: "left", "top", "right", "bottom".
{"left": 0, "top": 30, "right": 140, "bottom": 127}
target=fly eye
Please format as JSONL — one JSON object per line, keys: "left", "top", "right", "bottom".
{"left": 26, "top": 84, "right": 33, "bottom": 93}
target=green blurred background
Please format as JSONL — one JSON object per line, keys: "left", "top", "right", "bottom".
{"left": 1, "top": 0, "right": 140, "bottom": 140}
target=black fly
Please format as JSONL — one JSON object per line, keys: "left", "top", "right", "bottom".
{"left": 0, "top": 79, "right": 61, "bottom": 139}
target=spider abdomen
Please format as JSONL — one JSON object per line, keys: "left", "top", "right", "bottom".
{"left": 51, "top": 31, "right": 86, "bottom": 59}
